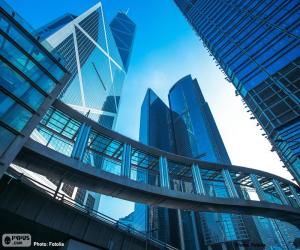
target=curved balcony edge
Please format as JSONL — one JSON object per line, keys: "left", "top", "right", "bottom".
{"left": 14, "top": 139, "right": 300, "bottom": 229}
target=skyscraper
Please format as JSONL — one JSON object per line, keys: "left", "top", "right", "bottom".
{"left": 173, "top": 0, "right": 300, "bottom": 185}
{"left": 31, "top": 2, "right": 135, "bottom": 213}
{"left": 169, "top": 75, "right": 231, "bottom": 164}
{"left": 110, "top": 12, "right": 136, "bottom": 72}
{"left": 169, "top": 75, "right": 254, "bottom": 250}
{"left": 137, "top": 77, "right": 263, "bottom": 249}
{"left": 37, "top": 2, "right": 135, "bottom": 129}
{"left": 137, "top": 89, "right": 180, "bottom": 248}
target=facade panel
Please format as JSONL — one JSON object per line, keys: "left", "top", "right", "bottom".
{"left": 136, "top": 89, "right": 180, "bottom": 248}
{"left": 110, "top": 12, "right": 136, "bottom": 72}
{"left": 0, "top": 1, "right": 69, "bottom": 177}
{"left": 173, "top": 1, "right": 300, "bottom": 248}
{"left": 38, "top": 3, "right": 128, "bottom": 130}
{"left": 29, "top": 2, "right": 135, "bottom": 214}
{"left": 169, "top": 75, "right": 253, "bottom": 250}
{"left": 173, "top": 0, "right": 300, "bottom": 187}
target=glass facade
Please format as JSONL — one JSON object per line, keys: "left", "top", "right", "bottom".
{"left": 28, "top": 3, "right": 135, "bottom": 213}
{"left": 174, "top": 1, "right": 300, "bottom": 248}
{"left": 173, "top": 0, "right": 300, "bottom": 188}
{"left": 0, "top": 1, "right": 69, "bottom": 176}
{"left": 136, "top": 76, "right": 299, "bottom": 249}
{"left": 38, "top": 2, "right": 130, "bottom": 130}
{"left": 137, "top": 83, "right": 254, "bottom": 249}
{"left": 169, "top": 75, "right": 231, "bottom": 164}
{"left": 137, "top": 89, "right": 180, "bottom": 248}
{"left": 169, "top": 75, "right": 253, "bottom": 249}
{"left": 35, "top": 14, "right": 77, "bottom": 40}
{"left": 110, "top": 12, "right": 136, "bottom": 72}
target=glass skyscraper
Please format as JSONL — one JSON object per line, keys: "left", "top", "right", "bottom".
{"left": 0, "top": 0, "right": 69, "bottom": 178}
{"left": 36, "top": 2, "right": 135, "bottom": 129}
{"left": 137, "top": 88, "right": 180, "bottom": 248}
{"left": 169, "top": 75, "right": 231, "bottom": 164}
{"left": 173, "top": 0, "right": 300, "bottom": 185}
{"left": 30, "top": 2, "right": 136, "bottom": 213}
{"left": 169, "top": 75, "right": 255, "bottom": 250}
{"left": 110, "top": 12, "right": 136, "bottom": 72}
{"left": 137, "top": 76, "right": 265, "bottom": 249}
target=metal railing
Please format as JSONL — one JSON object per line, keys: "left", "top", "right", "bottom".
{"left": 8, "top": 170, "right": 178, "bottom": 250}
{"left": 28, "top": 102, "right": 300, "bottom": 212}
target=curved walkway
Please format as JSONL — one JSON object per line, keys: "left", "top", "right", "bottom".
{"left": 13, "top": 101, "right": 300, "bottom": 228}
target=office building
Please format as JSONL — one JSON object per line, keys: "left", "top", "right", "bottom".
{"left": 32, "top": 2, "right": 136, "bottom": 213}
{"left": 0, "top": 0, "right": 69, "bottom": 178}
{"left": 173, "top": 0, "right": 300, "bottom": 186}
{"left": 36, "top": 2, "right": 136, "bottom": 129}
{"left": 169, "top": 75, "right": 255, "bottom": 250}
{"left": 137, "top": 75, "right": 300, "bottom": 249}
{"left": 137, "top": 89, "right": 180, "bottom": 247}
{"left": 137, "top": 77, "right": 261, "bottom": 249}
{"left": 110, "top": 12, "right": 136, "bottom": 72}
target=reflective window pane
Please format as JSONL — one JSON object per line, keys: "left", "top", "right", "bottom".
{"left": 0, "top": 92, "right": 32, "bottom": 132}
{"left": 0, "top": 126, "right": 15, "bottom": 156}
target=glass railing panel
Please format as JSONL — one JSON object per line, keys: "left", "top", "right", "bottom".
{"left": 200, "top": 168, "right": 230, "bottom": 198}
{"left": 130, "top": 148, "right": 160, "bottom": 186}
{"left": 168, "top": 161, "right": 194, "bottom": 193}
{"left": 84, "top": 130, "right": 123, "bottom": 175}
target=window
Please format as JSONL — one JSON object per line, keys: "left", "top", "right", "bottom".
{"left": 0, "top": 91, "right": 32, "bottom": 132}
{"left": 61, "top": 183, "right": 75, "bottom": 197}
{"left": 86, "top": 194, "right": 95, "bottom": 211}
{"left": 0, "top": 126, "right": 15, "bottom": 156}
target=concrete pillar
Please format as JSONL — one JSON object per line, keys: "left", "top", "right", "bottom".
{"left": 222, "top": 169, "right": 239, "bottom": 198}
{"left": 71, "top": 123, "right": 91, "bottom": 161}
{"left": 250, "top": 174, "right": 267, "bottom": 201}
{"left": 159, "top": 156, "right": 170, "bottom": 188}
{"left": 121, "top": 143, "right": 132, "bottom": 178}
{"left": 289, "top": 185, "right": 300, "bottom": 207}
{"left": 272, "top": 179, "right": 289, "bottom": 205}
{"left": 191, "top": 163, "right": 206, "bottom": 195}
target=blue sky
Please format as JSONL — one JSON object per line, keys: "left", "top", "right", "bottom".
{"left": 6, "top": 0, "right": 293, "bottom": 219}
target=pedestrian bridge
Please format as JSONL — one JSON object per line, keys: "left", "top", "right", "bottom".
{"left": 14, "top": 101, "right": 300, "bottom": 228}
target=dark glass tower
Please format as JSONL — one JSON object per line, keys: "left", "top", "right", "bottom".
{"left": 137, "top": 78, "right": 264, "bottom": 249}
{"left": 169, "top": 75, "right": 231, "bottom": 164}
{"left": 169, "top": 75, "right": 254, "bottom": 250}
{"left": 137, "top": 89, "right": 180, "bottom": 248}
{"left": 109, "top": 12, "right": 136, "bottom": 72}
{"left": 173, "top": 0, "right": 300, "bottom": 185}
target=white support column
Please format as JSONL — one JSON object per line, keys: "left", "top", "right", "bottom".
{"left": 71, "top": 123, "right": 91, "bottom": 161}
{"left": 121, "top": 143, "right": 132, "bottom": 178}
{"left": 159, "top": 156, "right": 170, "bottom": 188}
{"left": 222, "top": 169, "right": 239, "bottom": 198}
{"left": 272, "top": 179, "right": 289, "bottom": 205}
{"left": 191, "top": 163, "right": 205, "bottom": 195}
{"left": 289, "top": 185, "right": 300, "bottom": 207}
